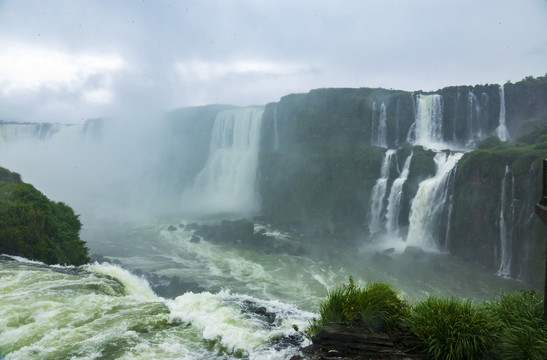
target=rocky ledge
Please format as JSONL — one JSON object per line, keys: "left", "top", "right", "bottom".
{"left": 291, "top": 323, "right": 426, "bottom": 360}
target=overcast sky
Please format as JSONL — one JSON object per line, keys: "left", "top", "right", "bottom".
{"left": 0, "top": 0, "right": 546, "bottom": 123}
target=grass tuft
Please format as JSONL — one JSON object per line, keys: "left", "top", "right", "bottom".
{"left": 307, "top": 276, "right": 407, "bottom": 337}
{"left": 405, "top": 296, "right": 494, "bottom": 360}
{"left": 486, "top": 290, "right": 547, "bottom": 360}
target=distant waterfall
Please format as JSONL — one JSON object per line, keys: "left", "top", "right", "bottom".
{"left": 371, "top": 102, "right": 376, "bottom": 146}
{"left": 377, "top": 103, "right": 388, "bottom": 148}
{"left": 273, "top": 104, "right": 280, "bottom": 151}
{"left": 496, "top": 85, "right": 511, "bottom": 141}
{"left": 497, "top": 165, "right": 515, "bottom": 277}
{"left": 406, "top": 152, "right": 463, "bottom": 250}
{"left": 467, "top": 91, "right": 483, "bottom": 146}
{"left": 413, "top": 94, "right": 445, "bottom": 150}
{"left": 368, "top": 149, "right": 396, "bottom": 235}
{"left": 385, "top": 152, "right": 413, "bottom": 237}
{"left": 395, "top": 98, "right": 401, "bottom": 147}
{"left": 0, "top": 122, "right": 66, "bottom": 142}
{"left": 182, "top": 107, "right": 264, "bottom": 216}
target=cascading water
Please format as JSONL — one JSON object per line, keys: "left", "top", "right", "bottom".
{"left": 384, "top": 152, "right": 413, "bottom": 237}
{"left": 466, "top": 91, "right": 483, "bottom": 146}
{"left": 273, "top": 104, "right": 280, "bottom": 151}
{"left": 181, "top": 107, "right": 264, "bottom": 216}
{"left": 376, "top": 103, "right": 388, "bottom": 148}
{"left": 496, "top": 85, "right": 511, "bottom": 141}
{"left": 480, "top": 92, "right": 489, "bottom": 132}
{"left": 406, "top": 152, "right": 463, "bottom": 250}
{"left": 497, "top": 165, "right": 515, "bottom": 277}
{"left": 413, "top": 94, "right": 445, "bottom": 150}
{"left": 370, "top": 102, "right": 376, "bottom": 146}
{"left": 368, "top": 149, "right": 396, "bottom": 235}
{"left": 0, "top": 122, "right": 72, "bottom": 142}
{"left": 395, "top": 98, "right": 401, "bottom": 147}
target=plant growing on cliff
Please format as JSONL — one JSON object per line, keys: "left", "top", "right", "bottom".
{"left": 406, "top": 296, "right": 494, "bottom": 360}
{"left": 307, "top": 277, "right": 408, "bottom": 337}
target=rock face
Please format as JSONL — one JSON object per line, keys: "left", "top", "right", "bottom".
{"left": 295, "top": 323, "right": 426, "bottom": 360}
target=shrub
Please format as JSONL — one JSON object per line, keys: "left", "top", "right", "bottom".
{"left": 486, "top": 290, "right": 547, "bottom": 360}
{"left": 0, "top": 167, "right": 89, "bottom": 265}
{"left": 406, "top": 296, "right": 494, "bottom": 360}
{"left": 307, "top": 277, "right": 407, "bottom": 337}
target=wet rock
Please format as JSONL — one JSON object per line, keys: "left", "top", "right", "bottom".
{"left": 403, "top": 246, "right": 425, "bottom": 259}
{"left": 299, "top": 323, "right": 426, "bottom": 359}
{"left": 372, "top": 252, "right": 393, "bottom": 264}
{"left": 190, "top": 235, "right": 200, "bottom": 243}
{"left": 167, "top": 225, "right": 177, "bottom": 232}
{"left": 242, "top": 300, "right": 276, "bottom": 326}
{"left": 271, "top": 333, "right": 304, "bottom": 351}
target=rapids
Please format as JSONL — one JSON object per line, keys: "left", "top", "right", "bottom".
{"left": 0, "top": 220, "right": 528, "bottom": 359}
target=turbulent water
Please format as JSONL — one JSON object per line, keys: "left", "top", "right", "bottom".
{"left": 0, "top": 219, "right": 528, "bottom": 360}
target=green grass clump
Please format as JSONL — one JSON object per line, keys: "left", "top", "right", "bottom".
{"left": 307, "top": 277, "right": 407, "bottom": 337}
{"left": 486, "top": 290, "right": 547, "bottom": 360}
{"left": 406, "top": 296, "right": 494, "bottom": 360}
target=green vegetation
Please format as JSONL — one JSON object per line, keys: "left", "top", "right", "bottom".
{"left": 307, "top": 277, "right": 547, "bottom": 360}
{"left": 307, "top": 277, "right": 408, "bottom": 336}
{"left": 451, "top": 125, "right": 547, "bottom": 286}
{"left": 0, "top": 166, "right": 89, "bottom": 265}
{"left": 486, "top": 291, "right": 547, "bottom": 360}
{"left": 406, "top": 297, "right": 494, "bottom": 360}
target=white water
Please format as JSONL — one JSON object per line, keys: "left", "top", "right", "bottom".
{"left": 371, "top": 102, "right": 376, "bottom": 145}
{"left": 181, "top": 107, "right": 264, "bottom": 216}
{"left": 368, "top": 149, "right": 396, "bottom": 235}
{"left": 376, "top": 103, "right": 388, "bottom": 148}
{"left": 413, "top": 94, "right": 445, "bottom": 150}
{"left": 385, "top": 152, "right": 413, "bottom": 237}
{"left": 467, "top": 91, "right": 483, "bottom": 146}
{"left": 0, "top": 257, "right": 314, "bottom": 360}
{"left": 406, "top": 152, "right": 464, "bottom": 250}
{"left": 497, "top": 165, "right": 515, "bottom": 277}
{"left": 0, "top": 218, "right": 530, "bottom": 359}
{"left": 273, "top": 104, "right": 280, "bottom": 151}
{"left": 496, "top": 85, "right": 511, "bottom": 141}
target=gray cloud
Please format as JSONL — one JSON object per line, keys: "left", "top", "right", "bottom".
{"left": 0, "top": 0, "right": 546, "bottom": 123}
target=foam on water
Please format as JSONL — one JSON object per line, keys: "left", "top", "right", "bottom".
{"left": 0, "top": 258, "right": 311, "bottom": 359}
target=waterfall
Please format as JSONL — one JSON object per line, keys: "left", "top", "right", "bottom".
{"left": 413, "top": 94, "right": 445, "bottom": 150}
{"left": 368, "top": 149, "right": 396, "bottom": 235}
{"left": 395, "top": 98, "right": 401, "bottom": 147}
{"left": 467, "top": 91, "right": 483, "bottom": 146}
{"left": 406, "top": 152, "right": 464, "bottom": 250}
{"left": 376, "top": 103, "right": 388, "bottom": 148}
{"left": 273, "top": 104, "right": 280, "bottom": 151}
{"left": 181, "top": 107, "right": 264, "bottom": 216}
{"left": 442, "top": 159, "right": 459, "bottom": 252}
{"left": 0, "top": 122, "right": 65, "bottom": 142}
{"left": 452, "top": 92, "right": 461, "bottom": 144}
{"left": 370, "top": 102, "right": 376, "bottom": 146}
{"left": 480, "top": 92, "right": 489, "bottom": 131}
{"left": 496, "top": 85, "right": 511, "bottom": 141}
{"left": 385, "top": 152, "right": 413, "bottom": 237}
{"left": 497, "top": 165, "right": 515, "bottom": 277}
